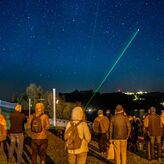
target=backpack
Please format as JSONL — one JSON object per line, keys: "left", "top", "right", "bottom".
{"left": 93, "top": 117, "right": 104, "bottom": 134}
{"left": 31, "top": 114, "right": 43, "bottom": 133}
{"left": 64, "top": 121, "right": 83, "bottom": 150}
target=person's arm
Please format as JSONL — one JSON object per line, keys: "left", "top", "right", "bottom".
{"left": 109, "top": 118, "right": 113, "bottom": 140}
{"left": 92, "top": 118, "right": 99, "bottom": 133}
{"left": 43, "top": 115, "right": 50, "bottom": 130}
{"left": 26, "top": 115, "right": 33, "bottom": 129}
{"left": 2, "top": 117, "right": 7, "bottom": 136}
{"left": 83, "top": 122, "right": 91, "bottom": 143}
{"left": 126, "top": 117, "right": 131, "bottom": 139}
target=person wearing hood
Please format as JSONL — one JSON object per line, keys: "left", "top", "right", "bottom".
{"left": 0, "top": 108, "right": 7, "bottom": 153}
{"left": 110, "top": 104, "right": 131, "bottom": 164}
{"left": 160, "top": 110, "right": 164, "bottom": 151}
{"left": 8, "top": 104, "right": 27, "bottom": 164}
{"left": 64, "top": 106, "right": 91, "bottom": 164}
{"left": 26, "top": 102, "right": 50, "bottom": 164}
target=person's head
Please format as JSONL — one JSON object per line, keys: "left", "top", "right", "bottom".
{"left": 35, "top": 102, "right": 44, "bottom": 115}
{"left": 15, "top": 104, "right": 22, "bottom": 112}
{"left": 115, "top": 104, "right": 124, "bottom": 114}
{"left": 97, "top": 109, "right": 103, "bottom": 116}
{"left": 150, "top": 106, "right": 156, "bottom": 114}
{"left": 71, "top": 106, "right": 84, "bottom": 121}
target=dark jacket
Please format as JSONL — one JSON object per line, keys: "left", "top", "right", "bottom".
{"left": 148, "top": 113, "right": 162, "bottom": 136}
{"left": 10, "top": 111, "right": 27, "bottom": 133}
{"left": 110, "top": 113, "right": 131, "bottom": 140}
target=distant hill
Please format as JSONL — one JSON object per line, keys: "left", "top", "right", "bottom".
{"left": 59, "top": 90, "right": 164, "bottom": 115}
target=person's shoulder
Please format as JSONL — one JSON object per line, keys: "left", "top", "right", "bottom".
{"left": 81, "top": 120, "right": 87, "bottom": 125}
{"left": 155, "top": 114, "right": 161, "bottom": 119}
{"left": 103, "top": 115, "right": 109, "bottom": 120}
{"left": 94, "top": 116, "right": 99, "bottom": 121}
{"left": 42, "top": 113, "right": 49, "bottom": 119}
{"left": 21, "top": 112, "right": 26, "bottom": 116}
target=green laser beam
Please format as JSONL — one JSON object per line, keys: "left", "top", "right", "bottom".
{"left": 85, "top": 29, "right": 140, "bottom": 109}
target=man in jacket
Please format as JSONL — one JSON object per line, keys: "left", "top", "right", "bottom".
{"left": 0, "top": 108, "right": 7, "bottom": 153}
{"left": 93, "top": 109, "right": 110, "bottom": 154}
{"left": 144, "top": 106, "right": 162, "bottom": 162}
{"left": 64, "top": 106, "right": 91, "bottom": 164}
{"left": 8, "top": 104, "right": 27, "bottom": 164}
{"left": 160, "top": 110, "right": 164, "bottom": 152}
{"left": 26, "top": 102, "right": 50, "bottom": 164}
{"left": 110, "top": 104, "right": 131, "bottom": 164}
{"left": 143, "top": 108, "right": 151, "bottom": 161}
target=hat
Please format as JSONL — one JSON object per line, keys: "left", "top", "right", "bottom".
{"left": 150, "top": 106, "right": 156, "bottom": 113}
{"left": 97, "top": 109, "right": 103, "bottom": 115}
{"left": 115, "top": 104, "right": 124, "bottom": 113}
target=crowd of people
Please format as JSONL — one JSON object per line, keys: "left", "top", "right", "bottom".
{"left": 92, "top": 105, "right": 164, "bottom": 164}
{"left": 0, "top": 103, "right": 50, "bottom": 164}
{"left": 0, "top": 103, "right": 163, "bottom": 164}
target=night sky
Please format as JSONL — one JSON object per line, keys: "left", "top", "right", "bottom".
{"left": 0, "top": 0, "right": 164, "bottom": 101}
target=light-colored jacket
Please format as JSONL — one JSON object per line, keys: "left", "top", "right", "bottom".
{"left": 160, "top": 112, "right": 164, "bottom": 125}
{"left": 65, "top": 106, "right": 91, "bottom": 154}
{"left": 26, "top": 106, "right": 50, "bottom": 139}
{"left": 0, "top": 114, "right": 7, "bottom": 141}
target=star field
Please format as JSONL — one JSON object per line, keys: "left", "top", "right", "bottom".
{"left": 0, "top": 0, "right": 164, "bottom": 100}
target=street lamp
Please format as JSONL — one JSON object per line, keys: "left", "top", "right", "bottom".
{"left": 53, "top": 88, "right": 56, "bottom": 127}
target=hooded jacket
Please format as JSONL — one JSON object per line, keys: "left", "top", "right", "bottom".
{"left": 26, "top": 103, "right": 50, "bottom": 139}
{"left": 65, "top": 106, "right": 91, "bottom": 154}
{"left": 0, "top": 114, "right": 7, "bottom": 141}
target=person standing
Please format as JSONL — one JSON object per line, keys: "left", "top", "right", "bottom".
{"left": 160, "top": 110, "right": 164, "bottom": 151}
{"left": 26, "top": 102, "right": 50, "bottom": 164}
{"left": 64, "top": 106, "right": 91, "bottom": 164}
{"left": 110, "top": 104, "right": 131, "bottom": 164}
{"left": 144, "top": 106, "right": 162, "bottom": 162}
{"left": 8, "top": 104, "right": 27, "bottom": 164}
{"left": 106, "top": 109, "right": 112, "bottom": 121}
{"left": 93, "top": 109, "right": 110, "bottom": 155}
{"left": 143, "top": 108, "right": 151, "bottom": 161}
{"left": 0, "top": 108, "right": 7, "bottom": 153}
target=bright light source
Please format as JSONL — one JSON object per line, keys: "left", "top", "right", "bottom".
{"left": 160, "top": 102, "right": 164, "bottom": 106}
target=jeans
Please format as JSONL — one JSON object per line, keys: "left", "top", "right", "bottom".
{"left": 31, "top": 139, "right": 48, "bottom": 164}
{"left": 68, "top": 152, "right": 87, "bottom": 164}
{"left": 113, "top": 140, "right": 127, "bottom": 164}
{"left": 8, "top": 133, "right": 24, "bottom": 164}
{"left": 150, "top": 136, "right": 161, "bottom": 159}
